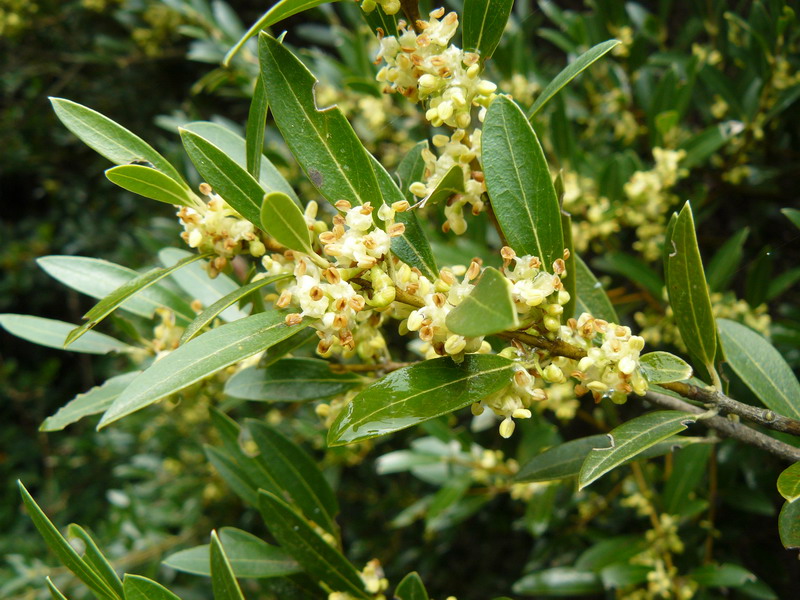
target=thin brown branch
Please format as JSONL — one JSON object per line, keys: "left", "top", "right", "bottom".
{"left": 329, "top": 361, "right": 411, "bottom": 373}
{"left": 644, "top": 390, "right": 800, "bottom": 463}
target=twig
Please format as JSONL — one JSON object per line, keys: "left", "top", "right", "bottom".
{"left": 644, "top": 390, "right": 800, "bottom": 463}
{"left": 329, "top": 361, "right": 411, "bottom": 373}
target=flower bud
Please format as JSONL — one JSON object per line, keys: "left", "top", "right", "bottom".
{"left": 543, "top": 364, "right": 566, "bottom": 383}
{"left": 499, "top": 417, "right": 516, "bottom": 439}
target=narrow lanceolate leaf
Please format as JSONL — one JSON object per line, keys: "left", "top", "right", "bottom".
{"left": 718, "top": 319, "right": 800, "bottom": 419}
{"left": 163, "top": 527, "right": 301, "bottom": 578}
{"left": 261, "top": 192, "right": 313, "bottom": 253}
{"left": 484, "top": 96, "right": 564, "bottom": 270}
{"left": 560, "top": 212, "right": 577, "bottom": 320}
{"left": 689, "top": 564, "right": 756, "bottom": 588}
{"left": 181, "top": 122, "right": 297, "bottom": 201}
{"left": 18, "top": 482, "right": 120, "bottom": 600}
{"left": 225, "top": 358, "right": 362, "bottom": 401}
{"left": 513, "top": 568, "right": 603, "bottom": 596}
{"left": 706, "top": 227, "right": 749, "bottom": 292}
{"left": 640, "top": 352, "right": 693, "bottom": 385}
{"left": 259, "top": 34, "right": 381, "bottom": 210}
{"left": 181, "top": 275, "right": 289, "bottom": 344}
{"left": 211, "top": 531, "right": 246, "bottom": 600}
{"left": 37, "top": 255, "right": 194, "bottom": 321}
{"left": 106, "top": 165, "right": 200, "bottom": 208}
{"left": 258, "top": 491, "right": 369, "bottom": 599}
{"left": 664, "top": 202, "right": 717, "bottom": 368}
{"left": 573, "top": 256, "right": 618, "bottom": 322}
{"left": 247, "top": 420, "right": 338, "bottom": 533}
{"left": 224, "top": 0, "right": 339, "bottom": 65}
{"left": 663, "top": 443, "right": 712, "bottom": 515}
{"left": 527, "top": 40, "right": 621, "bottom": 118}
{"left": 67, "top": 525, "right": 124, "bottom": 599}
{"left": 783, "top": 208, "right": 800, "bottom": 230}
{"left": 98, "top": 311, "right": 307, "bottom": 428}
{"left": 46, "top": 578, "right": 69, "bottom": 600}
{"left": 43, "top": 372, "right": 134, "bottom": 430}
{"left": 395, "top": 572, "right": 429, "bottom": 600}
{"left": 181, "top": 129, "right": 265, "bottom": 226}
{"left": 779, "top": 500, "right": 800, "bottom": 549}
{"left": 123, "top": 575, "right": 181, "bottom": 600}
{"left": 446, "top": 267, "right": 519, "bottom": 337}
{"left": 462, "top": 0, "right": 515, "bottom": 60}
{"left": 515, "top": 435, "right": 611, "bottom": 483}
{"left": 246, "top": 75, "right": 269, "bottom": 179}
{"left": 360, "top": 2, "right": 397, "bottom": 36}
{"left": 0, "top": 314, "right": 131, "bottom": 355}
{"left": 778, "top": 463, "right": 800, "bottom": 503}
{"left": 578, "top": 411, "right": 698, "bottom": 490}
{"left": 395, "top": 141, "right": 427, "bottom": 203}
{"left": 415, "top": 164, "right": 464, "bottom": 208}
{"left": 50, "top": 98, "right": 185, "bottom": 185}
{"left": 328, "top": 354, "right": 515, "bottom": 446}
{"left": 369, "top": 154, "right": 438, "bottom": 280}
{"left": 65, "top": 253, "right": 211, "bottom": 348}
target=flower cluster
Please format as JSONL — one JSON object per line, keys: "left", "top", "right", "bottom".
{"left": 359, "top": 0, "right": 400, "bottom": 16}
{"left": 178, "top": 183, "right": 266, "bottom": 276}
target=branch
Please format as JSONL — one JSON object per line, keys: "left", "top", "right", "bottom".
{"left": 644, "top": 389, "right": 800, "bottom": 463}
{"left": 660, "top": 381, "right": 800, "bottom": 437}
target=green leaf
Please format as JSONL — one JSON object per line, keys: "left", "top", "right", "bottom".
{"left": 65, "top": 253, "right": 211, "bottom": 348}
{"left": 462, "top": 0, "right": 515, "bottom": 61}
{"left": 395, "top": 572, "right": 429, "bottom": 600}
{"left": 599, "top": 564, "right": 651, "bottom": 588}
{"left": 0, "top": 314, "right": 131, "bottom": 355}
{"left": 596, "top": 252, "right": 664, "bottom": 299}
{"left": 180, "top": 128, "right": 265, "bottom": 226}
{"left": 105, "top": 165, "right": 199, "bottom": 208}
{"left": 260, "top": 191, "right": 314, "bottom": 254}
{"left": 718, "top": 318, "right": 800, "bottom": 419}
{"left": 98, "top": 310, "right": 307, "bottom": 427}
{"left": 446, "top": 267, "right": 519, "bottom": 337}
{"left": 43, "top": 372, "right": 134, "bottom": 430}
{"left": 258, "top": 491, "right": 369, "bottom": 599}
{"left": 664, "top": 202, "right": 717, "bottom": 368}
{"left": 515, "top": 435, "right": 611, "bottom": 483}
{"left": 328, "top": 354, "right": 515, "bottom": 446}
{"left": 246, "top": 75, "right": 269, "bottom": 179}
{"left": 513, "top": 568, "right": 603, "bottom": 596}
{"left": 689, "top": 564, "right": 756, "bottom": 587}
{"left": 181, "top": 122, "right": 298, "bottom": 201}
{"left": 767, "top": 266, "right": 800, "bottom": 301}
{"left": 777, "top": 463, "right": 800, "bottom": 503}
{"left": 560, "top": 211, "right": 577, "bottom": 320}
{"left": 678, "top": 121, "right": 742, "bottom": 169}
{"left": 205, "top": 446, "right": 260, "bottom": 507}
{"left": 247, "top": 419, "right": 338, "bottom": 533}
{"left": 46, "top": 578, "right": 69, "bottom": 600}
{"left": 369, "top": 154, "right": 438, "bottom": 281}
{"left": 159, "top": 248, "right": 249, "bottom": 322}
{"left": 225, "top": 358, "right": 362, "bottom": 401}
{"left": 395, "top": 141, "right": 427, "bottom": 204}
{"left": 66, "top": 524, "right": 124, "bottom": 599}
{"left": 782, "top": 208, "right": 800, "bottom": 230}
{"left": 415, "top": 164, "right": 464, "bottom": 208}
{"left": 163, "top": 528, "right": 301, "bottom": 578}
{"left": 575, "top": 536, "right": 646, "bottom": 572}
{"left": 640, "top": 352, "right": 693, "bottom": 384}
{"left": 180, "top": 275, "right": 289, "bottom": 344}
{"left": 50, "top": 97, "right": 185, "bottom": 185}
{"left": 259, "top": 33, "right": 380, "bottom": 210}
{"left": 18, "top": 482, "right": 120, "bottom": 600}
{"left": 211, "top": 530, "right": 246, "bottom": 600}
{"left": 123, "top": 575, "right": 181, "bottom": 600}
{"left": 578, "top": 411, "right": 698, "bottom": 490}
{"left": 706, "top": 227, "right": 749, "bottom": 292}
{"left": 37, "top": 255, "right": 194, "bottom": 321}
{"left": 779, "top": 500, "right": 800, "bottom": 549}
{"left": 484, "top": 96, "right": 564, "bottom": 270}
{"left": 663, "top": 443, "right": 712, "bottom": 515}
{"left": 527, "top": 40, "right": 620, "bottom": 118}
{"left": 359, "top": 2, "right": 397, "bottom": 36}
{"left": 574, "top": 256, "right": 618, "bottom": 322}
{"left": 224, "top": 0, "right": 339, "bottom": 66}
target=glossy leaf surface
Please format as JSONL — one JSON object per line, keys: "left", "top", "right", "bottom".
{"left": 689, "top": 564, "right": 756, "bottom": 587}
{"left": 579, "top": 411, "right": 698, "bottom": 490}
{"left": 664, "top": 202, "right": 716, "bottom": 368}
{"left": 395, "top": 572, "right": 429, "bottom": 600}
{"left": 446, "top": 267, "right": 518, "bottom": 337}
{"left": 211, "top": 531, "right": 246, "bottom": 600}
{"left": 574, "top": 256, "right": 618, "bottom": 322}
{"left": 462, "top": 0, "right": 515, "bottom": 60}
{"left": 395, "top": 141, "right": 427, "bottom": 203}
{"left": 0, "top": 314, "right": 131, "bottom": 355}
{"left": 163, "top": 527, "right": 301, "bottom": 578}
{"left": 105, "top": 165, "right": 198, "bottom": 208}
{"left": 527, "top": 40, "right": 620, "bottom": 118}
{"left": 123, "top": 575, "right": 181, "bottom": 600}
{"left": 515, "top": 435, "right": 611, "bottom": 483}
{"left": 718, "top": 318, "right": 800, "bottom": 419}
{"left": 779, "top": 500, "right": 800, "bottom": 549}
{"left": 777, "top": 463, "right": 800, "bottom": 503}
{"left": 415, "top": 164, "right": 463, "bottom": 208}
{"left": 67, "top": 524, "right": 123, "bottom": 599}
{"left": 328, "top": 355, "right": 515, "bottom": 446}
{"left": 98, "top": 311, "right": 307, "bottom": 427}
{"left": 225, "top": 358, "right": 362, "bottom": 401}
{"left": 258, "top": 491, "right": 369, "bottom": 599}
{"left": 246, "top": 74, "right": 269, "bottom": 179}
{"left": 484, "top": 96, "right": 564, "bottom": 270}
{"left": 640, "top": 352, "right": 693, "bottom": 384}
{"left": 46, "top": 578, "right": 69, "bottom": 600}
{"left": 260, "top": 191, "right": 313, "bottom": 253}
{"left": 513, "top": 568, "right": 603, "bottom": 595}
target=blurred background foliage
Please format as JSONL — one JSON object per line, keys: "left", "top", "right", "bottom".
{"left": 2, "top": 0, "right": 799, "bottom": 598}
